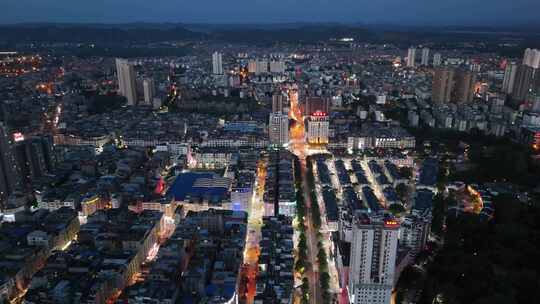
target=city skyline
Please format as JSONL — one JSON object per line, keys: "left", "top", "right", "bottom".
{"left": 1, "top": 3, "right": 540, "bottom": 303}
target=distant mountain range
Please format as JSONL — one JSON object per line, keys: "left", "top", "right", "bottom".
{"left": 0, "top": 23, "right": 373, "bottom": 44}
{"left": 0, "top": 24, "right": 205, "bottom": 44}
{"left": 0, "top": 22, "right": 539, "bottom": 45}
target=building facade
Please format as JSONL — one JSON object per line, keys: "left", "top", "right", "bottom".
{"left": 432, "top": 68, "right": 476, "bottom": 104}
{"left": 349, "top": 214, "right": 399, "bottom": 304}
{"left": 0, "top": 123, "right": 22, "bottom": 207}
{"left": 452, "top": 69, "right": 476, "bottom": 103}
{"left": 432, "top": 68, "right": 454, "bottom": 104}
{"left": 212, "top": 52, "right": 223, "bottom": 75}
{"left": 512, "top": 65, "right": 535, "bottom": 101}
{"left": 272, "top": 90, "right": 285, "bottom": 113}
{"left": 421, "top": 48, "right": 430, "bottom": 66}
{"left": 269, "top": 113, "right": 289, "bottom": 146}
{"left": 116, "top": 58, "right": 138, "bottom": 106}
{"left": 306, "top": 111, "right": 329, "bottom": 144}
{"left": 406, "top": 47, "right": 416, "bottom": 67}
{"left": 523, "top": 48, "right": 540, "bottom": 69}
{"left": 502, "top": 62, "right": 518, "bottom": 94}
{"left": 143, "top": 78, "right": 155, "bottom": 106}
{"left": 14, "top": 135, "right": 54, "bottom": 185}
{"left": 433, "top": 53, "right": 442, "bottom": 67}
{"left": 399, "top": 214, "right": 431, "bottom": 255}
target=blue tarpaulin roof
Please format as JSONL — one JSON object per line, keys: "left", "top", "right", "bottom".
{"left": 166, "top": 172, "right": 228, "bottom": 202}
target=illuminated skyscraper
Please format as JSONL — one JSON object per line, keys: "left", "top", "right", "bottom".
{"left": 421, "top": 47, "right": 430, "bottom": 66}
{"left": 348, "top": 214, "right": 399, "bottom": 304}
{"left": 115, "top": 58, "right": 138, "bottom": 106}
{"left": 212, "top": 51, "right": 223, "bottom": 75}
{"left": 406, "top": 47, "right": 416, "bottom": 67}
{"left": 306, "top": 111, "right": 329, "bottom": 144}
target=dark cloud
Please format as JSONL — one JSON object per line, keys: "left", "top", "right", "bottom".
{"left": 2, "top": 0, "right": 539, "bottom": 25}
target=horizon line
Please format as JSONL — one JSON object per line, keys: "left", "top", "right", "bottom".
{"left": 0, "top": 21, "right": 539, "bottom": 28}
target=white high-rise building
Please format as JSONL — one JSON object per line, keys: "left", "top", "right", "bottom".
{"left": 143, "top": 78, "right": 155, "bottom": 106}
{"left": 247, "top": 59, "right": 269, "bottom": 75}
{"left": 349, "top": 214, "right": 399, "bottom": 304}
{"left": 269, "top": 113, "right": 289, "bottom": 146}
{"left": 433, "top": 53, "right": 442, "bottom": 67}
{"left": 406, "top": 47, "right": 416, "bottom": 67}
{"left": 269, "top": 60, "right": 286, "bottom": 74}
{"left": 532, "top": 50, "right": 540, "bottom": 69}
{"left": 421, "top": 47, "right": 430, "bottom": 66}
{"left": 256, "top": 60, "right": 268, "bottom": 75}
{"left": 212, "top": 51, "right": 223, "bottom": 75}
{"left": 247, "top": 59, "right": 257, "bottom": 74}
{"left": 116, "top": 58, "right": 138, "bottom": 106}
{"left": 306, "top": 111, "right": 329, "bottom": 144}
{"left": 531, "top": 96, "right": 540, "bottom": 113}
{"left": 523, "top": 48, "right": 540, "bottom": 69}
{"left": 502, "top": 62, "right": 518, "bottom": 94}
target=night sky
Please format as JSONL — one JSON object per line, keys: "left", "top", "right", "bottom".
{"left": 2, "top": 0, "right": 538, "bottom": 25}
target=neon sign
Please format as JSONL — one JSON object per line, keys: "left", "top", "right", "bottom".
{"left": 311, "top": 110, "right": 327, "bottom": 117}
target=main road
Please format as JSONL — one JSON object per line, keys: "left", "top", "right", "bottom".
{"left": 289, "top": 93, "right": 322, "bottom": 304}
{"left": 239, "top": 158, "right": 267, "bottom": 304}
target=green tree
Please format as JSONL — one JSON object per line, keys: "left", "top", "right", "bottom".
{"left": 431, "top": 194, "right": 452, "bottom": 235}
{"left": 318, "top": 248, "right": 328, "bottom": 272}
{"left": 295, "top": 257, "right": 306, "bottom": 274}
{"left": 301, "top": 277, "right": 310, "bottom": 304}
{"left": 420, "top": 199, "right": 540, "bottom": 304}
{"left": 320, "top": 272, "right": 331, "bottom": 303}
{"left": 88, "top": 93, "right": 126, "bottom": 114}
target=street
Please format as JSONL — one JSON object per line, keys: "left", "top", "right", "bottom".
{"left": 238, "top": 158, "right": 267, "bottom": 303}
{"left": 289, "top": 91, "right": 322, "bottom": 304}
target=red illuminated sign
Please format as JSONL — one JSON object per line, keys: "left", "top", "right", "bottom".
{"left": 384, "top": 220, "right": 399, "bottom": 228}
{"left": 311, "top": 110, "right": 327, "bottom": 117}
